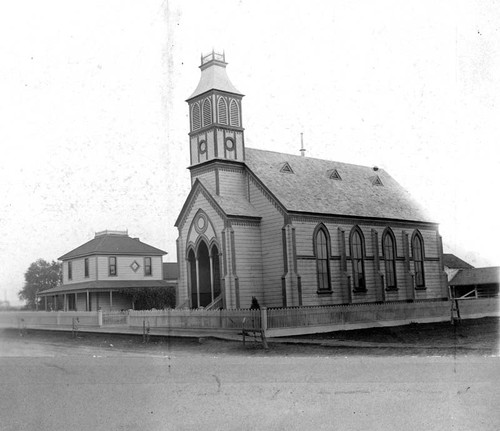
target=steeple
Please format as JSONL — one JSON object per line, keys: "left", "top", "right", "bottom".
{"left": 186, "top": 51, "right": 245, "bottom": 167}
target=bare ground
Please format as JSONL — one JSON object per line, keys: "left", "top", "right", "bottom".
{"left": 1, "top": 317, "right": 498, "bottom": 357}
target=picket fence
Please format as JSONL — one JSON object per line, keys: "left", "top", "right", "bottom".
{"left": 0, "top": 297, "right": 497, "bottom": 337}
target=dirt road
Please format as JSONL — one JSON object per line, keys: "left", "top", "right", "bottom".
{"left": 0, "top": 322, "right": 499, "bottom": 431}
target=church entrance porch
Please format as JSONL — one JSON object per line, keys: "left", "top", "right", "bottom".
{"left": 188, "top": 241, "right": 222, "bottom": 308}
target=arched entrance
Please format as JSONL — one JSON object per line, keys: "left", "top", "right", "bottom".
{"left": 187, "top": 240, "right": 223, "bottom": 308}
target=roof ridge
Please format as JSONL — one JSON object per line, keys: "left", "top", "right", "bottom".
{"left": 246, "top": 147, "right": 383, "bottom": 171}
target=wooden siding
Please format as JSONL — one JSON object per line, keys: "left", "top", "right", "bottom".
{"left": 293, "top": 220, "right": 444, "bottom": 306}
{"left": 248, "top": 179, "right": 285, "bottom": 307}
{"left": 192, "top": 170, "right": 217, "bottom": 194}
{"left": 62, "top": 256, "right": 97, "bottom": 284}
{"left": 177, "top": 191, "right": 226, "bottom": 307}
{"left": 218, "top": 168, "right": 248, "bottom": 200}
{"left": 232, "top": 223, "right": 264, "bottom": 308}
{"left": 96, "top": 256, "right": 163, "bottom": 281}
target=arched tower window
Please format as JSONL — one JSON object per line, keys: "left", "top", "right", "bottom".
{"left": 191, "top": 103, "right": 201, "bottom": 131}
{"left": 313, "top": 224, "right": 331, "bottom": 292}
{"left": 218, "top": 97, "right": 228, "bottom": 124}
{"left": 350, "top": 227, "right": 366, "bottom": 291}
{"left": 202, "top": 98, "right": 212, "bottom": 127}
{"left": 412, "top": 231, "right": 425, "bottom": 288}
{"left": 382, "top": 228, "right": 397, "bottom": 290}
{"left": 229, "top": 99, "right": 240, "bottom": 127}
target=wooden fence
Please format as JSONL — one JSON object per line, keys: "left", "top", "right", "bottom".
{"left": 0, "top": 298, "right": 497, "bottom": 337}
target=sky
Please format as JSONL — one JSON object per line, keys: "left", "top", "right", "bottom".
{"left": 1, "top": 0, "right": 499, "bottom": 306}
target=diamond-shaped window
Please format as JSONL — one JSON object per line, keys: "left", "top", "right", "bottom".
{"left": 130, "top": 260, "right": 140, "bottom": 272}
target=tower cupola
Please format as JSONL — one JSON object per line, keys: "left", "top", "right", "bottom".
{"left": 187, "top": 51, "right": 245, "bottom": 167}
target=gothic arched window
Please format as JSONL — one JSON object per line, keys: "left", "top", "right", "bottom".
{"left": 191, "top": 103, "right": 201, "bottom": 131}
{"left": 382, "top": 228, "right": 397, "bottom": 290}
{"left": 314, "top": 224, "right": 331, "bottom": 292}
{"left": 218, "top": 97, "right": 228, "bottom": 124}
{"left": 350, "top": 227, "right": 366, "bottom": 291}
{"left": 202, "top": 98, "right": 212, "bottom": 127}
{"left": 229, "top": 99, "right": 240, "bottom": 127}
{"left": 412, "top": 231, "right": 425, "bottom": 288}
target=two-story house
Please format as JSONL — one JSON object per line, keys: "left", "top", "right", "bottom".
{"left": 38, "top": 230, "right": 168, "bottom": 311}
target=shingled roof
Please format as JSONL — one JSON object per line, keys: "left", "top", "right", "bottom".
{"left": 245, "top": 148, "right": 433, "bottom": 223}
{"left": 38, "top": 279, "right": 170, "bottom": 295}
{"left": 59, "top": 232, "right": 167, "bottom": 260}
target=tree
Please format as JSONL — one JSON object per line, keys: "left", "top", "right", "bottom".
{"left": 18, "top": 259, "right": 62, "bottom": 309}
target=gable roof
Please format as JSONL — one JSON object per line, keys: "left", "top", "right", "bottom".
{"left": 59, "top": 233, "right": 167, "bottom": 260}
{"left": 245, "top": 148, "right": 433, "bottom": 223}
{"left": 449, "top": 267, "right": 500, "bottom": 286}
{"left": 443, "top": 253, "right": 474, "bottom": 269}
{"left": 175, "top": 179, "right": 260, "bottom": 227}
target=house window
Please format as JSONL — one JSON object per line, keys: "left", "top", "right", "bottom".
{"left": 68, "top": 261, "right": 72, "bottom": 280}
{"left": 350, "top": 227, "right": 366, "bottom": 291}
{"left": 412, "top": 231, "right": 425, "bottom": 288}
{"left": 109, "top": 256, "right": 117, "bottom": 276}
{"left": 314, "top": 224, "right": 331, "bottom": 292}
{"left": 84, "top": 258, "right": 89, "bottom": 278}
{"left": 382, "top": 229, "right": 397, "bottom": 290}
{"left": 144, "top": 257, "right": 152, "bottom": 276}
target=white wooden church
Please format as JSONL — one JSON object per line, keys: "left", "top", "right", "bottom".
{"left": 175, "top": 52, "right": 448, "bottom": 310}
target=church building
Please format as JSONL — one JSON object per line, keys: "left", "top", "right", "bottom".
{"left": 175, "top": 51, "right": 448, "bottom": 310}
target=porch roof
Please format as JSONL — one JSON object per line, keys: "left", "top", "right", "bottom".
{"left": 449, "top": 267, "right": 500, "bottom": 286}
{"left": 38, "top": 280, "right": 171, "bottom": 296}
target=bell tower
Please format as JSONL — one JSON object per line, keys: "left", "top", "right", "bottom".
{"left": 186, "top": 51, "right": 245, "bottom": 167}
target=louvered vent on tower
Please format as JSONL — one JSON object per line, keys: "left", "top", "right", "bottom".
{"left": 328, "top": 169, "right": 342, "bottom": 180}
{"left": 218, "top": 97, "right": 228, "bottom": 124}
{"left": 371, "top": 175, "right": 384, "bottom": 186}
{"left": 192, "top": 103, "right": 201, "bottom": 130}
{"left": 202, "top": 98, "right": 212, "bottom": 126}
{"left": 229, "top": 99, "right": 240, "bottom": 127}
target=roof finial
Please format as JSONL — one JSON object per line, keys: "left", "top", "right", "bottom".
{"left": 300, "top": 132, "right": 306, "bottom": 157}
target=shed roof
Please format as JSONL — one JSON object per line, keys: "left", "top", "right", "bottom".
{"left": 245, "top": 148, "right": 433, "bottom": 223}
{"left": 449, "top": 267, "right": 500, "bottom": 286}
{"left": 443, "top": 253, "right": 474, "bottom": 269}
{"left": 59, "top": 233, "right": 167, "bottom": 260}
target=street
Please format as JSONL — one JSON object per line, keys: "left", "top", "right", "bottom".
{"left": 0, "top": 331, "right": 499, "bottom": 430}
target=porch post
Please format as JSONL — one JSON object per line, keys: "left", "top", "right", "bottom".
{"left": 195, "top": 258, "right": 200, "bottom": 308}
{"left": 44, "top": 296, "right": 47, "bottom": 311}
{"left": 54, "top": 295, "right": 56, "bottom": 310}
{"left": 64, "top": 294, "right": 67, "bottom": 311}
{"left": 75, "top": 292, "right": 77, "bottom": 311}
{"left": 35, "top": 295, "right": 38, "bottom": 311}
{"left": 209, "top": 254, "right": 214, "bottom": 303}
{"left": 86, "top": 290, "right": 90, "bottom": 311}
{"left": 110, "top": 290, "right": 113, "bottom": 311}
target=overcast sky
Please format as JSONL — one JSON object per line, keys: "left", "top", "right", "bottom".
{"left": 1, "top": 0, "right": 499, "bottom": 305}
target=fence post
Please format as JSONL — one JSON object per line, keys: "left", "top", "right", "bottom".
{"left": 56, "top": 312, "right": 61, "bottom": 326}
{"left": 260, "top": 307, "right": 268, "bottom": 337}
{"left": 97, "top": 309, "right": 103, "bottom": 327}
{"left": 126, "top": 310, "right": 130, "bottom": 327}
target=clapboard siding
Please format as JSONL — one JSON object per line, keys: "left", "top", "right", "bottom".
{"left": 176, "top": 190, "right": 226, "bottom": 307}
{"left": 63, "top": 257, "right": 97, "bottom": 284}
{"left": 218, "top": 169, "right": 248, "bottom": 200}
{"left": 96, "top": 256, "right": 163, "bottom": 281}
{"left": 248, "top": 179, "right": 285, "bottom": 307}
{"left": 232, "top": 224, "right": 264, "bottom": 308}
{"left": 193, "top": 170, "right": 217, "bottom": 194}
{"left": 293, "top": 219, "right": 443, "bottom": 306}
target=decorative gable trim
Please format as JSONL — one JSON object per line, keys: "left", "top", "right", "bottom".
{"left": 175, "top": 180, "right": 228, "bottom": 230}
{"left": 280, "top": 162, "right": 294, "bottom": 174}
